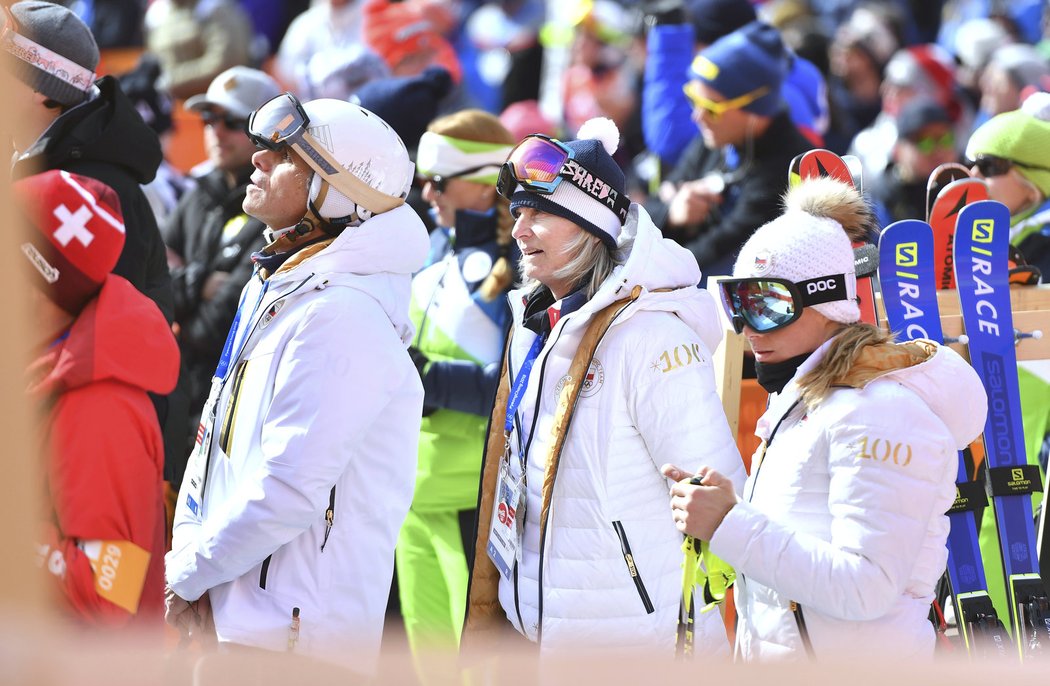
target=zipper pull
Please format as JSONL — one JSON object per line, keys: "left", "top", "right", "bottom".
{"left": 320, "top": 513, "right": 333, "bottom": 552}
{"left": 320, "top": 486, "right": 336, "bottom": 552}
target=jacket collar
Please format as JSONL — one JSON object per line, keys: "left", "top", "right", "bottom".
{"left": 521, "top": 285, "right": 588, "bottom": 339}
{"left": 761, "top": 335, "right": 938, "bottom": 436}
{"left": 252, "top": 236, "right": 332, "bottom": 277}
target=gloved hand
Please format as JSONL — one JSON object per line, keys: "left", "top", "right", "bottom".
{"left": 408, "top": 346, "right": 429, "bottom": 377}
{"left": 408, "top": 347, "right": 438, "bottom": 416}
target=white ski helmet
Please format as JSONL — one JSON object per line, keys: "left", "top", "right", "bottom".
{"left": 301, "top": 99, "right": 415, "bottom": 227}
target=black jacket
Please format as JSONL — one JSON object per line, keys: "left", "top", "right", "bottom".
{"left": 645, "top": 110, "right": 814, "bottom": 275}
{"left": 162, "top": 166, "right": 267, "bottom": 446}
{"left": 13, "top": 76, "right": 187, "bottom": 485}
{"left": 13, "top": 76, "right": 174, "bottom": 322}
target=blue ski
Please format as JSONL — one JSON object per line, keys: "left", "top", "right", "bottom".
{"left": 878, "top": 219, "right": 1008, "bottom": 657}
{"left": 878, "top": 220, "right": 941, "bottom": 340}
{"left": 954, "top": 200, "right": 1050, "bottom": 660}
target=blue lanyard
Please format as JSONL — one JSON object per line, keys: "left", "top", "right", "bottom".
{"left": 504, "top": 335, "right": 544, "bottom": 435}
{"left": 214, "top": 279, "right": 269, "bottom": 382}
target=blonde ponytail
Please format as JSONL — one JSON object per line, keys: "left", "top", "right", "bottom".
{"left": 796, "top": 323, "right": 895, "bottom": 408}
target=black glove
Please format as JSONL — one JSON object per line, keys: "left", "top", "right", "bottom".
{"left": 408, "top": 346, "right": 429, "bottom": 378}
{"left": 408, "top": 347, "right": 438, "bottom": 417}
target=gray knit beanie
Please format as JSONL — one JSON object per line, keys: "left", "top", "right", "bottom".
{"left": 5, "top": 1, "right": 99, "bottom": 106}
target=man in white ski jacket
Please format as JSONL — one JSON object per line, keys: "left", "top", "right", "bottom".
{"left": 464, "top": 119, "right": 745, "bottom": 657}
{"left": 165, "top": 94, "right": 429, "bottom": 673}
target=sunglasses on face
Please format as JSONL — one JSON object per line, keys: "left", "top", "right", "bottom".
{"left": 421, "top": 165, "right": 491, "bottom": 194}
{"left": 682, "top": 82, "right": 770, "bottom": 120}
{"left": 495, "top": 134, "right": 631, "bottom": 224}
{"left": 715, "top": 275, "right": 851, "bottom": 334}
{"left": 971, "top": 154, "right": 1050, "bottom": 179}
{"left": 910, "top": 130, "right": 955, "bottom": 154}
{"left": 200, "top": 109, "right": 247, "bottom": 132}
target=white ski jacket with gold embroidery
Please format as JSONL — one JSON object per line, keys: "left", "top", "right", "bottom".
{"left": 467, "top": 205, "right": 745, "bottom": 656}
{"left": 711, "top": 338, "right": 987, "bottom": 662}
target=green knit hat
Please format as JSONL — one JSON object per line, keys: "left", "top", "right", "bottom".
{"left": 965, "top": 92, "right": 1050, "bottom": 196}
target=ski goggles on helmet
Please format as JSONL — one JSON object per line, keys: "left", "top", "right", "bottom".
{"left": 496, "top": 134, "right": 631, "bottom": 225}
{"left": 715, "top": 274, "right": 852, "bottom": 334}
{"left": 247, "top": 92, "right": 309, "bottom": 151}
{"left": 247, "top": 92, "right": 404, "bottom": 215}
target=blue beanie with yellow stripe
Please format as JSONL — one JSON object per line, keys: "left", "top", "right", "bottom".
{"left": 689, "top": 21, "right": 787, "bottom": 117}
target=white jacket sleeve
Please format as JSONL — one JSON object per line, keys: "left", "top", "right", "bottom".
{"left": 709, "top": 387, "right": 956, "bottom": 621}
{"left": 166, "top": 292, "right": 416, "bottom": 600}
{"left": 624, "top": 314, "right": 745, "bottom": 493}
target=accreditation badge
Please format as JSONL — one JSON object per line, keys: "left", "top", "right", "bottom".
{"left": 182, "top": 380, "right": 220, "bottom": 521}
{"left": 486, "top": 460, "right": 524, "bottom": 580}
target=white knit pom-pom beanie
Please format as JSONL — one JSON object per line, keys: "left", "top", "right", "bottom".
{"left": 733, "top": 177, "right": 873, "bottom": 324}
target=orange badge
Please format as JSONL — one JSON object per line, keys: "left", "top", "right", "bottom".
{"left": 80, "top": 540, "right": 151, "bottom": 614}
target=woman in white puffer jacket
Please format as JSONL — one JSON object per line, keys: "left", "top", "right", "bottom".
{"left": 665, "top": 177, "right": 989, "bottom": 661}
{"left": 462, "top": 119, "right": 745, "bottom": 657}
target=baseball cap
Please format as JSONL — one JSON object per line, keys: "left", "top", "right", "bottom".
{"left": 185, "top": 66, "right": 282, "bottom": 120}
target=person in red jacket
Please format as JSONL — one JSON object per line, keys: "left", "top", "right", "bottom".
{"left": 20, "top": 169, "right": 180, "bottom": 627}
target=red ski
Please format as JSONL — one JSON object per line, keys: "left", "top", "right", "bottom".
{"left": 928, "top": 177, "right": 988, "bottom": 290}
{"left": 926, "top": 162, "right": 971, "bottom": 224}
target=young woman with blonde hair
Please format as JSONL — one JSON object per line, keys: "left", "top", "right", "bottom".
{"left": 665, "top": 177, "right": 989, "bottom": 661}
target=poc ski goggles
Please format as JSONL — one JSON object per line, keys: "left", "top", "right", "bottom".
{"left": 715, "top": 274, "right": 852, "bottom": 334}
{"left": 247, "top": 92, "right": 404, "bottom": 215}
{"left": 495, "top": 134, "right": 631, "bottom": 225}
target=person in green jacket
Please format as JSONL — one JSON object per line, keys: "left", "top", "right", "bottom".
{"left": 399, "top": 110, "right": 516, "bottom": 653}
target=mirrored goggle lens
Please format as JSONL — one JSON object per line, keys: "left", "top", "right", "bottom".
{"left": 507, "top": 137, "right": 569, "bottom": 189}
{"left": 721, "top": 280, "right": 800, "bottom": 333}
{"left": 248, "top": 93, "right": 307, "bottom": 150}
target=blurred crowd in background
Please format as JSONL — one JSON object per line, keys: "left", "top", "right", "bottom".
{"left": 60, "top": 0, "right": 1046, "bottom": 213}
{"left": 12, "top": 0, "right": 1050, "bottom": 661}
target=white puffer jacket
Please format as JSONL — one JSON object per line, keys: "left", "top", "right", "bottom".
{"left": 167, "top": 205, "right": 428, "bottom": 674}
{"left": 710, "top": 337, "right": 988, "bottom": 661}
{"left": 470, "top": 205, "right": 745, "bottom": 655}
